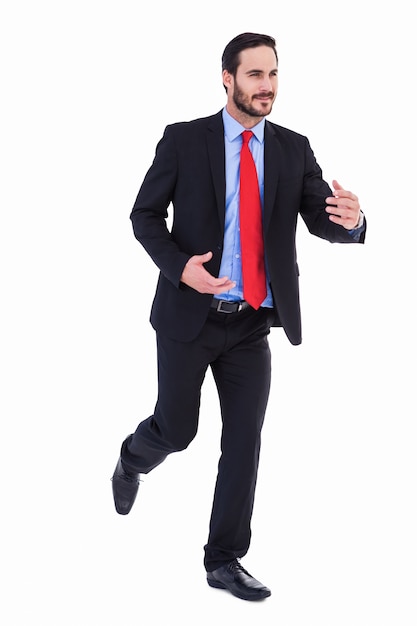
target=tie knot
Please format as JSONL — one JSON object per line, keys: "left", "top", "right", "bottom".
{"left": 241, "top": 130, "right": 253, "bottom": 145}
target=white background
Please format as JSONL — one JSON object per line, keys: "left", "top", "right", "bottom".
{"left": 1, "top": 1, "right": 416, "bottom": 624}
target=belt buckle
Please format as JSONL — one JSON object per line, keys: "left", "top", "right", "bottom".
{"left": 216, "top": 300, "right": 231, "bottom": 313}
{"left": 216, "top": 300, "right": 244, "bottom": 313}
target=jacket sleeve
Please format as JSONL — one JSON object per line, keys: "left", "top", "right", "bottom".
{"left": 130, "top": 125, "right": 191, "bottom": 287}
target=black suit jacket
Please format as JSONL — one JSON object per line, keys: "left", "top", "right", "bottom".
{"left": 130, "top": 110, "right": 366, "bottom": 345}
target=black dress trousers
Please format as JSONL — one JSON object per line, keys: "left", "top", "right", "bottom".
{"left": 121, "top": 305, "right": 274, "bottom": 571}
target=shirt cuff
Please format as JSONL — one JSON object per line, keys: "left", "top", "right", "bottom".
{"left": 350, "top": 211, "right": 364, "bottom": 231}
{"left": 348, "top": 211, "right": 365, "bottom": 241}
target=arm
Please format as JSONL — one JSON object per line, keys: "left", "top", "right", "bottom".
{"left": 300, "top": 138, "right": 366, "bottom": 244}
{"left": 130, "top": 126, "right": 191, "bottom": 287}
{"left": 130, "top": 126, "right": 235, "bottom": 294}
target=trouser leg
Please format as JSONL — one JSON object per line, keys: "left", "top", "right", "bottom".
{"left": 204, "top": 308, "right": 273, "bottom": 571}
{"left": 121, "top": 331, "right": 212, "bottom": 474}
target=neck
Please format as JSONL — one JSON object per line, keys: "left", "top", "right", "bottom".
{"left": 225, "top": 103, "right": 265, "bottom": 129}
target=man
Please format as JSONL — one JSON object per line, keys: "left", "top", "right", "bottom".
{"left": 112, "top": 32, "right": 365, "bottom": 601}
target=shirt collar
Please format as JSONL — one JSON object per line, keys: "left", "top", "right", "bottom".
{"left": 222, "top": 107, "right": 265, "bottom": 144}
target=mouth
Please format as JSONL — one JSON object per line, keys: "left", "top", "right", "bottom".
{"left": 253, "top": 94, "right": 274, "bottom": 102}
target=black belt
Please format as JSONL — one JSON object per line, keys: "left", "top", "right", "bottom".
{"left": 210, "top": 298, "right": 251, "bottom": 314}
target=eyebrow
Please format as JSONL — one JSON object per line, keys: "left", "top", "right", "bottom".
{"left": 245, "top": 68, "right": 278, "bottom": 74}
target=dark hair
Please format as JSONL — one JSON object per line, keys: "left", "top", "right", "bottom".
{"left": 222, "top": 32, "right": 278, "bottom": 76}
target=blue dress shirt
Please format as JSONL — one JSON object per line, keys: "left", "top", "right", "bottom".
{"left": 216, "top": 108, "right": 274, "bottom": 307}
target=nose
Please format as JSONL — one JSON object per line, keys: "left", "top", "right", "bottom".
{"left": 259, "top": 76, "right": 273, "bottom": 92}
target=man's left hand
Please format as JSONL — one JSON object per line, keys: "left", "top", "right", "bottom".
{"left": 325, "top": 179, "right": 361, "bottom": 230}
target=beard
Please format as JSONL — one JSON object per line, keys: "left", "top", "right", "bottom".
{"left": 232, "top": 81, "right": 275, "bottom": 118}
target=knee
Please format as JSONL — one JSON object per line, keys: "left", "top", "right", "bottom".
{"left": 167, "top": 426, "right": 198, "bottom": 452}
{"left": 151, "top": 416, "right": 198, "bottom": 453}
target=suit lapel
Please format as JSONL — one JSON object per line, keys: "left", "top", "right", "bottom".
{"left": 263, "top": 121, "right": 281, "bottom": 233}
{"left": 206, "top": 112, "right": 226, "bottom": 233}
{"left": 205, "top": 114, "right": 281, "bottom": 235}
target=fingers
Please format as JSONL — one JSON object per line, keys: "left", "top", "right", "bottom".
{"left": 330, "top": 180, "right": 358, "bottom": 202}
{"left": 181, "top": 252, "right": 236, "bottom": 294}
{"left": 202, "top": 269, "right": 236, "bottom": 293}
{"left": 199, "top": 250, "right": 213, "bottom": 263}
{"left": 326, "top": 193, "right": 358, "bottom": 210}
{"left": 210, "top": 278, "right": 237, "bottom": 294}
{"left": 326, "top": 181, "right": 360, "bottom": 230}
{"left": 332, "top": 179, "right": 343, "bottom": 192}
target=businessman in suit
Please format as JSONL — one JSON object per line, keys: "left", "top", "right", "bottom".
{"left": 112, "top": 32, "right": 366, "bottom": 601}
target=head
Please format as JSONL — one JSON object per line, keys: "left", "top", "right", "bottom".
{"left": 222, "top": 33, "right": 278, "bottom": 126}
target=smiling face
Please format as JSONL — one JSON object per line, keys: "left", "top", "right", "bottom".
{"left": 223, "top": 45, "right": 278, "bottom": 128}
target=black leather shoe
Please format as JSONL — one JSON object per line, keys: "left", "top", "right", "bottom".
{"left": 111, "top": 458, "right": 140, "bottom": 515}
{"left": 207, "top": 559, "right": 271, "bottom": 601}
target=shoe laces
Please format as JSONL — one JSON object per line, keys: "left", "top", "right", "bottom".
{"left": 227, "top": 559, "right": 250, "bottom": 576}
{"left": 124, "top": 474, "right": 141, "bottom": 484}
{"left": 110, "top": 472, "right": 142, "bottom": 484}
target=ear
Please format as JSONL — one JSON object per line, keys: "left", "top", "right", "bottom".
{"left": 222, "top": 69, "right": 233, "bottom": 91}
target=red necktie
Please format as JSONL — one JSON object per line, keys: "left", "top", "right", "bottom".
{"left": 239, "top": 130, "right": 267, "bottom": 309}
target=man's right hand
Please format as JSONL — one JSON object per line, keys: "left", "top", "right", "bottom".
{"left": 180, "top": 251, "right": 236, "bottom": 294}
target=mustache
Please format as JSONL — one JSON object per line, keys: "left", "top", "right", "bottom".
{"left": 253, "top": 93, "right": 274, "bottom": 99}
